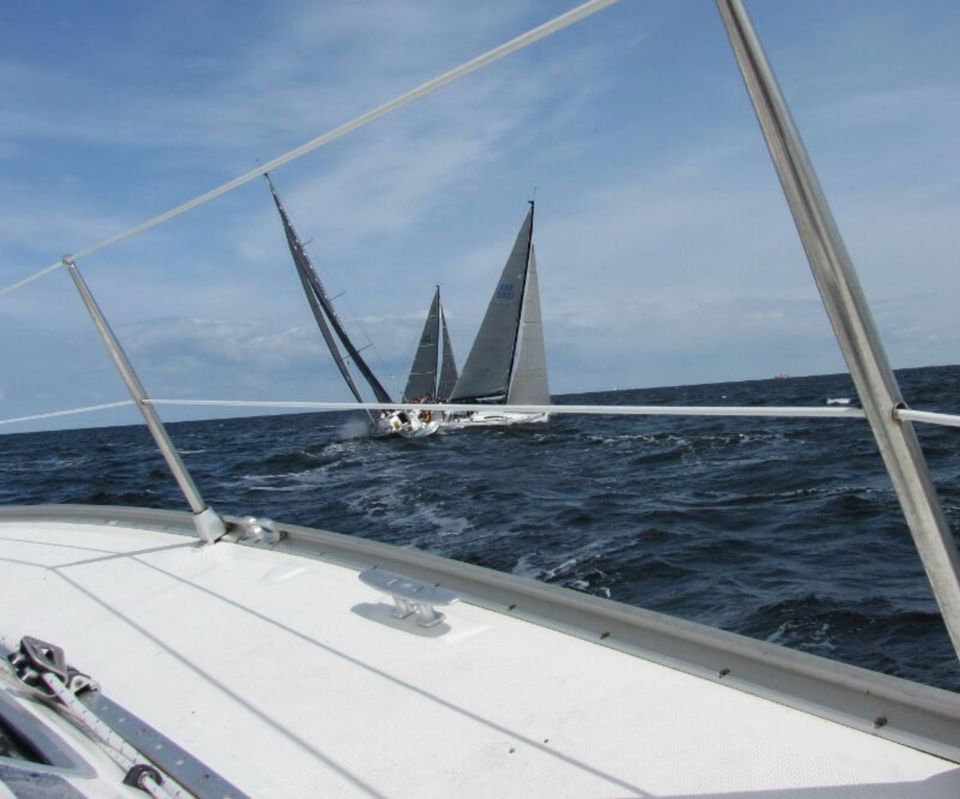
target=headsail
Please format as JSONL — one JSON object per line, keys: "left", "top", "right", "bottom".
{"left": 403, "top": 287, "right": 441, "bottom": 401}
{"left": 507, "top": 244, "right": 550, "bottom": 405}
{"left": 449, "top": 205, "right": 534, "bottom": 402}
{"left": 267, "top": 174, "right": 393, "bottom": 406}
{"left": 437, "top": 298, "right": 459, "bottom": 400}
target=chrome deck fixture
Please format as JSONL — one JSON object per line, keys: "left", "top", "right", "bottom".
{"left": 359, "top": 569, "right": 460, "bottom": 627}
{"left": 61, "top": 256, "right": 226, "bottom": 546}
{"left": 236, "top": 516, "right": 283, "bottom": 545}
{"left": 717, "top": 0, "right": 960, "bottom": 658}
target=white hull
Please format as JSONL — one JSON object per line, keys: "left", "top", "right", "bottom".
{"left": 442, "top": 409, "right": 550, "bottom": 427}
{"left": 399, "top": 419, "right": 440, "bottom": 438}
{"left": 372, "top": 410, "right": 441, "bottom": 439}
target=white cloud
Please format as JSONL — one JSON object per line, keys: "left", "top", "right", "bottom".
{"left": 0, "top": 2, "right": 545, "bottom": 159}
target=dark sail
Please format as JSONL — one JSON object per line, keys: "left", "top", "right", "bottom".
{"left": 266, "top": 175, "right": 371, "bottom": 419}
{"left": 437, "top": 298, "right": 459, "bottom": 401}
{"left": 403, "top": 287, "right": 441, "bottom": 401}
{"left": 449, "top": 205, "right": 533, "bottom": 402}
{"left": 266, "top": 174, "right": 393, "bottom": 406}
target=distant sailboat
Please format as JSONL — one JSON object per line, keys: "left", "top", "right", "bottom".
{"left": 447, "top": 201, "right": 550, "bottom": 425}
{"left": 266, "top": 174, "right": 438, "bottom": 438}
{"left": 403, "top": 286, "right": 459, "bottom": 402}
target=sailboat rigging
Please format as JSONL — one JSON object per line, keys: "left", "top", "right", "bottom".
{"left": 266, "top": 174, "right": 439, "bottom": 438}
{"left": 403, "top": 286, "right": 459, "bottom": 402}
{"left": 447, "top": 201, "right": 550, "bottom": 425}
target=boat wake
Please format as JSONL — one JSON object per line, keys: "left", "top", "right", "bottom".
{"left": 336, "top": 418, "right": 373, "bottom": 440}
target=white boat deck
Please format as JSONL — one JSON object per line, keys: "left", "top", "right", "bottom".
{"left": 1, "top": 517, "right": 959, "bottom": 798}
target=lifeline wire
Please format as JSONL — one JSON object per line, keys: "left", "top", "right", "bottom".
{"left": 10, "top": 397, "right": 960, "bottom": 428}
{"left": 147, "top": 398, "right": 868, "bottom": 419}
{"left": 0, "top": 0, "right": 621, "bottom": 300}
{"left": 16, "top": 399, "right": 960, "bottom": 428}
{"left": 896, "top": 408, "right": 960, "bottom": 430}
{"left": 0, "top": 400, "right": 134, "bottom": 426}
{"left": 0, "top": 399, "right": 869, "bottom": 427}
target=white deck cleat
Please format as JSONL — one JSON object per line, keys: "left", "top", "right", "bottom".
{"left": 359, "top": 568, "right": 459, "bottom": 627}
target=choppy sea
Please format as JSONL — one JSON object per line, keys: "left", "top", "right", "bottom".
{"left": 3, "top": 365, "right": 959, "bottom": 693}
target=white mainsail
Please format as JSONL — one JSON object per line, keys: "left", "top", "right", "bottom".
{"left": 507, "top": 244, "right": 550, "bottom": 405}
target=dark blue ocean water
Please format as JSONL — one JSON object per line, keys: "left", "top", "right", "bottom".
{"left": 3, "top": 365, "right": 960, "bottom": 692}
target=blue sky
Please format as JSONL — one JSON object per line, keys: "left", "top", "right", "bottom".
{"left": 2, "top": 0, "right": 959, "bottom": 430}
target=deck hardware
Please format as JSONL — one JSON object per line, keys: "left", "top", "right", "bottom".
{"left": 1, "top": 639, "right": 249, "bottom": 798}
{"left": 359, "top": 569, "right": 459, "bottom": 627}
{"left": 600, "top": 631, "right": 610, "bottom": 640}
{"left": 123, "top": 763, "right": 164, "bottom": 791}
{"left": 8, "top": 636, "right": 96, "bottom": 696}
{"left": 238, "top": 516, "right": 282, "bottom": 545}
{"left": 893, "top": 401, "right": 908, "bottom": 423}
{"left": 719, "top": 668, "right": 731, "bottom": 678}
{"left": 874, "top": 716, "right": 889, "bottom": 729}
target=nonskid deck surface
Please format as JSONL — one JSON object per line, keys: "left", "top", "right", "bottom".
{"left": 1, "top": 519, "right": 958, "bottom": 798}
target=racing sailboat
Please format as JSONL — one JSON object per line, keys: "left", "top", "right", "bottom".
{"left": 403, "top": 285, "right": 458, "bottom": 402}
{"left": 4, "top": 3, "right": 960, "bottom": 796}
{"left": 447, "top": 201, "right": 550, "bottom": 425}
{"left": 267, "top": 174, "right": 438, "bottom": 438}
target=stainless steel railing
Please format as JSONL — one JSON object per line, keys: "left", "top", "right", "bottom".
{"left": 63, "top": 257, "right": 226, "bottom": 544}
{"left": 717, "top": 0, "right": 960, "bottom": 659}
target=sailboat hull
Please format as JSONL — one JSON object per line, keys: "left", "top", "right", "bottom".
{"left": 401, "top": 419, "right": 441, "bottom": 438}
{"left": 372, "top": 410, "right": 442, "bottom": 438}
{"left": 442, "top": 409, "right": 549, "bottom": 427}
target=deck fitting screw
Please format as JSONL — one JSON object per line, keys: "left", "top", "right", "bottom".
{"left": 719, "top": 668, "right": 730, "bottom": 678}
{"left": 543, "top": 738, "right": 549, "bottom": 744}
{"left": 874, "top": 716, "right": 888, "bottom": 729}
{"left": 508, "top": 747, "right": 515, "bottom": 754}
{"left": 508, "top": 603, "right": 517, "bottom": 611}
{"left": 600, "top": 631, "right": 610, "bottom": 640}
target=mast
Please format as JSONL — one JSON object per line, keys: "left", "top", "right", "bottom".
{"left": 266, "top": 174, "right": 393, "bottom": 407}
